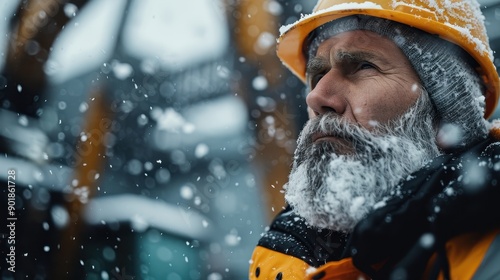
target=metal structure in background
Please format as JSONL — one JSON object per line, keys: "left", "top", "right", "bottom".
{"left": 0, "top": 0, "right": 306, "bottom": 279}
{"left": 0, "top": 0, "right": 499, "bottom": 279}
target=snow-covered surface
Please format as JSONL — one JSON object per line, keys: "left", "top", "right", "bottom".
{"left": 122, "top": 0, "right": 229, "bottom": 71}
{"left": 84, "top": 194, "right": 215, "bottom": 241}
{"left": 0, "top": 155, "right": 72, "bottom": 190}
{"left": 151, "top": 95, "right": 248, "bottom": 151}
{"left": 45, "top": 0, "right": 127, "bottom": 83}
{"left": 3, "top": 0, "right": 228, "bottom": 83}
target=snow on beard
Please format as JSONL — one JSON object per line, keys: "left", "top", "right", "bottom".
{"left": 285, "top": 90, "right": 441, "bottom": 232}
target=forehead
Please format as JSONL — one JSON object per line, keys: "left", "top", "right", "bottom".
{"left": 312, "top": 30, "right": 402, "bottom": 58}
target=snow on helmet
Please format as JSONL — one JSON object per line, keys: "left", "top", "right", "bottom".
{"left": 277, "top": 0, "right": 500, "bottom": 118}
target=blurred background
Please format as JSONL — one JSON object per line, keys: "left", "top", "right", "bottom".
{"left": 0, "top": 0, "right": 499, "bottom": 279}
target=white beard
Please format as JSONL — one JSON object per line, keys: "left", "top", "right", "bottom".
{"left": 285, "top": 90, "right": 441, "bottom": 232}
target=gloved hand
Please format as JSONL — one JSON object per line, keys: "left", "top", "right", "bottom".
{"left": 343, "top": 138, "right": 500, "bottom": 280}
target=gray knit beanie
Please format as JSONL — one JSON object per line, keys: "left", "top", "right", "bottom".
{"left": 305, "top": 15, "right": 488, "bottom": 149}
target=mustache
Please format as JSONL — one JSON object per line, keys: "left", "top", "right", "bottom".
{"left": 300, "top": 113, "right": 377, "bottom": 146}
{"left": 294, "top": 113, "right": 402, "bottom": 167}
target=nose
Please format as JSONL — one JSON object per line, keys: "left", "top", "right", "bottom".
{"left": 305, "top": 70, "right": 347, "bottom": 117}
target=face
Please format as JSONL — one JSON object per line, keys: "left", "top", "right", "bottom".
{"left": 306, "top": 30, "right": 421, "bottom": 129}
{"left": 284, "top": 30, "right": 441, "bottom": 232}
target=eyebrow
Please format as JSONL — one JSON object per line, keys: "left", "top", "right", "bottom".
{"left": 306, "top": 56, "right": 329, "bottom": 76}
{"left": 335, "top": 51, "right": 378, "bottom": 64}
{"left": 306, "top": 50, "right": 389, "bottom": 76}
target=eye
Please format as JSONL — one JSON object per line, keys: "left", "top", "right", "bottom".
{"left": 310, "top": 73, "right": 325, "bottom": 89}
{"left": 357, "top": 62, "right": 376, "bottom": 71}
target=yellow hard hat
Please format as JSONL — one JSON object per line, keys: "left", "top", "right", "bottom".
{"left": 277, "top": 0, "right": 500, "bottom": 118}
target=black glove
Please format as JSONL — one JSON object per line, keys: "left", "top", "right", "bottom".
{"left": 343, "top": 138, "right": 500, "bottom": 280}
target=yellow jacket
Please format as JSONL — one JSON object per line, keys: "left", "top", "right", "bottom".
{"left": 250, "top": 229, "right": 500, "bottom": 279}
{"left": 250, "top": 134, "right": 500, "bottom": 279}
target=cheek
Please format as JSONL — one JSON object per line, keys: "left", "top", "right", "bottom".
{"left": 352, "top": 87, "right": 419, "bottom": 126}
{"left": 379, "top": 94, "right": 418, "bottom": 121}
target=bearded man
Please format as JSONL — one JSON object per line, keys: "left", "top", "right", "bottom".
{"left": 249, "top": 0, "right": 500, "bottom": 279}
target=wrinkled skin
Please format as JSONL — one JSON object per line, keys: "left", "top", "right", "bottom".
{"left": 306, "top": 30, "right": 421, "bottom": 129}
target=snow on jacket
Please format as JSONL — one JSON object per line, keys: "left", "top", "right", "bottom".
{"left": 249, "top": 128, "right": 500, "bottom": 280}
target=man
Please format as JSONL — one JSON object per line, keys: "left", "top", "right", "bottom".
{"left": 249, "top": 0, "right": 500, "bottom": 279}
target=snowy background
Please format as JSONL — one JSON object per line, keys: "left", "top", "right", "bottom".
{"left": 0, "top": 0, "right": 498, "bottom": 279}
